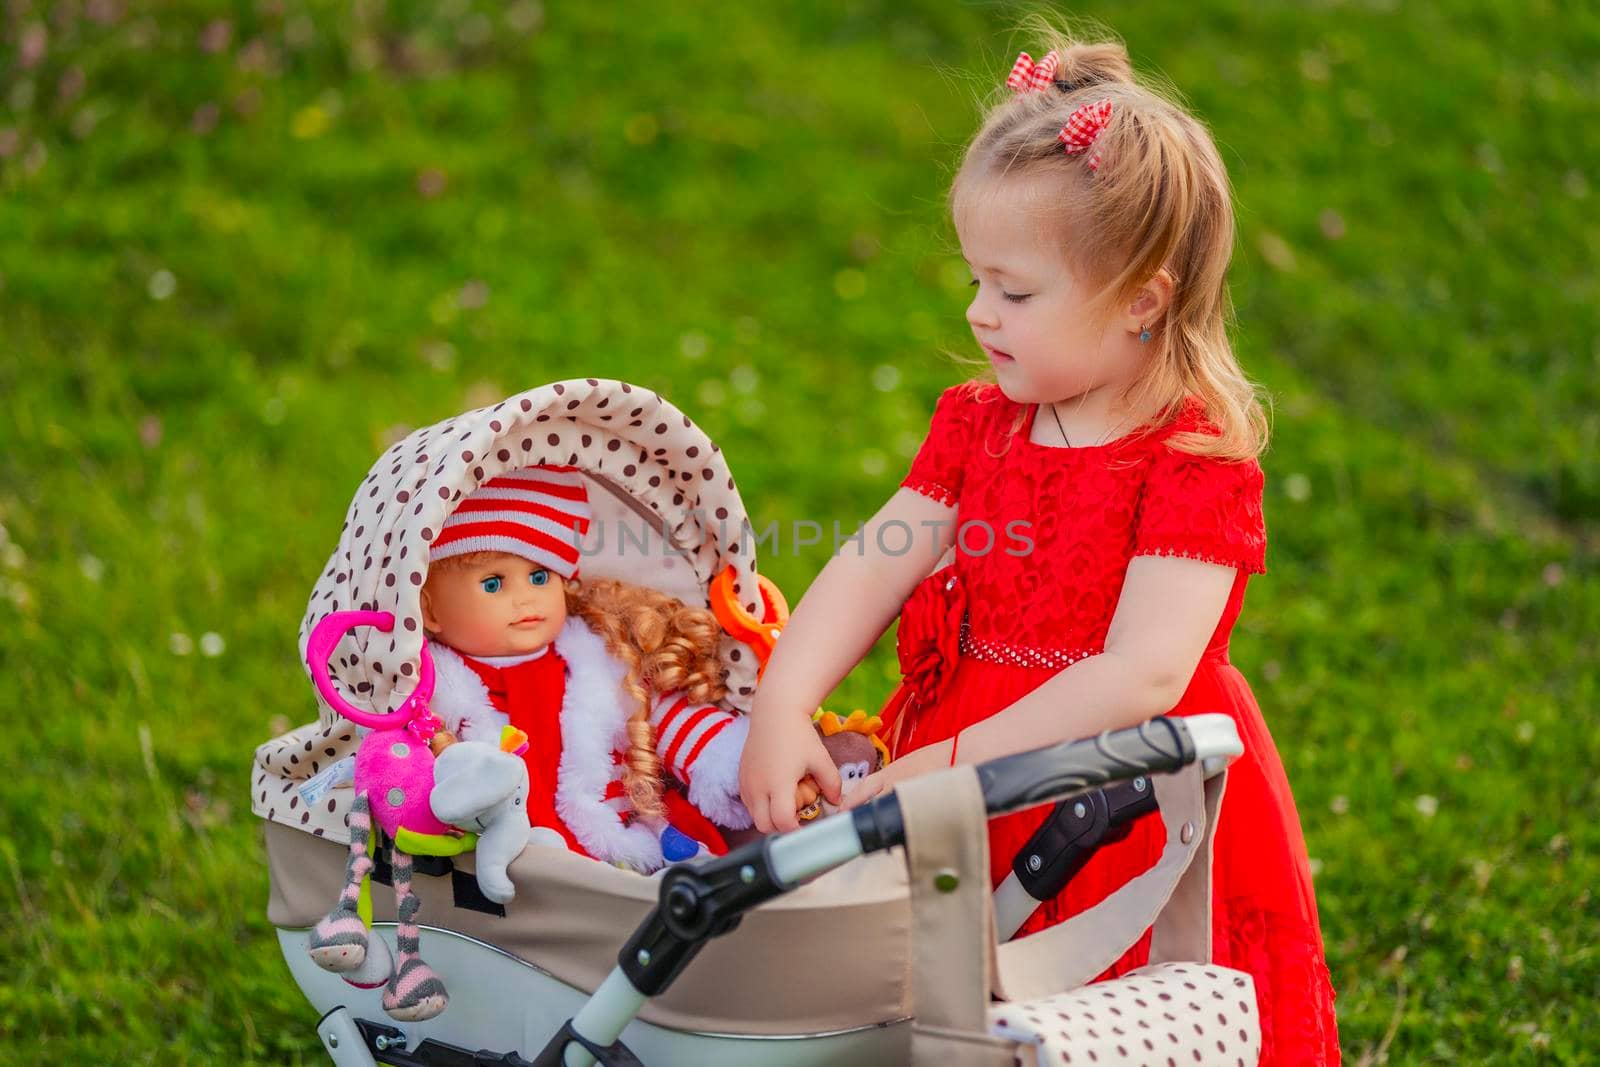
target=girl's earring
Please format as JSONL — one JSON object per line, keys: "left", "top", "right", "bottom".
{"left": 1138, "top": 325, "right": 1152, "bottom": 344}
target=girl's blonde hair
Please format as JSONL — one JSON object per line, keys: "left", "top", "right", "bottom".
{"left": 951, "top": 19, "right": 1268, "bottom": 460}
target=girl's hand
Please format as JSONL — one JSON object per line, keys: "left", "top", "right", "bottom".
{"left": 840, "top": 768, "right": 890, "bottom": 810}
{"left": 739, "top": 708, "right": 841, "bottom": 834}
{"left": 840, "top": 739, "right": 954, "bottom": 811}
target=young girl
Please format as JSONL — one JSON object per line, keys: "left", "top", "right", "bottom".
{"left": 738, "top": 30, "right": 1339, "bottom": 1065}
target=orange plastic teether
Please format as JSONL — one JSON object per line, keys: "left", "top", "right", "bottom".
{"left": 711, "top": 567, "right": 790, "bottom": 676}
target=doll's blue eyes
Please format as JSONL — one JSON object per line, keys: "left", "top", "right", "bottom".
{"left": 480, "top": 571, "right": 548, "bottom": 593}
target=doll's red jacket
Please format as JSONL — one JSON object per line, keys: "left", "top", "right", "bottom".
{"left": 428, "top": 618, "right": 750, "bottom": 873}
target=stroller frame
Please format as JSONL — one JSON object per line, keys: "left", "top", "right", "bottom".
{"left": 304, "top": 713, "right": 1242, "bottom": 1067}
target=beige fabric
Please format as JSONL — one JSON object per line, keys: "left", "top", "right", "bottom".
{"left": 252, "top": 721, "right": 360, "bottom": 840}
{"left": 1148, "top": 770, "right": 1225, "bottom": 968}
{"left": 900, "top": 767, "right": 1017, "bottom": 1065}
{"left": 909, "top": 1024, "right": 1020, "bottom": 1066}
{"left": 297, "top": 378, "right": 766, "bottom": 723}
{"left": 264, "top": 820, "right": 915, "bottom": 1036}
{"left": 992, "top": 765, "right": 1223, "bottom": 1003}
{"left": 898, "top": 767, "right": 998, "bottom": 1035}
{"left": 891, "top": 762, "right": 1262, "bottom": 1064}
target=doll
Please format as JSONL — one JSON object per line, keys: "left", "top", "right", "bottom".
{"left": 420, "top": 465, "right": 751, "bottom": 873}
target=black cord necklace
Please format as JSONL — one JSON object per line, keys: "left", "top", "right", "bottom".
{"left": 1047, "top": 402, "right": 1072, "bottom": 446}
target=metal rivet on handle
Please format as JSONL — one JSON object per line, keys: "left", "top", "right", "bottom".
{"left": 1073, "top": 802, "right": 1087, "bottom": 819}
{"left": 740, "top": 865, "right": 755, "bottom": 884}
{"left": 1180, "top": 821, "right": 1195, "bottom": 844}
{"left": 934, "top": 868, "right": 960, "bottom": 893}
{"left": 1027, "top": 854, "right": 1042, "bottom": 873}
{"left": 1133, "top": 776, "right": 1147, "bottom": 792}
{"left": 636, "top": 948, "right": 652, "bottom": 966}
{"left": 327, "top": 1035, "right": 339, "bottom": 1049}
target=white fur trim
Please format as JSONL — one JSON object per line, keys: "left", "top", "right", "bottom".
{"left": 551, "top": 618, "right": 665, "bottom": 873}
{"left": 683, "top": 713, "right": 753, "bottom": 830}
{"left": 426, "top": 624, "right": 741, "bottom": 871}
{"left": 428, "top": 643, "right": 508, "bottom": 743}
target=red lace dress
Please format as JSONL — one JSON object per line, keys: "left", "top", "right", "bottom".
{"left": 889, "top": 383, "right": 1340, "bottom": 1066}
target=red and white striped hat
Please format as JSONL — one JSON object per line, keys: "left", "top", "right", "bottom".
{"left": 429, "top": 465, "right": 592, "bottom": 578}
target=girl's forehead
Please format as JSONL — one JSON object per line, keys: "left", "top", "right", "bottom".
{"left": 954, "top": 175, "right": 1070, "bottom": 275}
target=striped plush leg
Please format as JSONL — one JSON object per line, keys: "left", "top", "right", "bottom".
{"left": 380, "top": 850, "right": 449, "bottom": 1021}
{"left": 307, "top": 792, "right": 374, "bottom": 973}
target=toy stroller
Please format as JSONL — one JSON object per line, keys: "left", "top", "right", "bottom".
{"left": 254, "top": 378, "right": 1261, "bottom": 1065}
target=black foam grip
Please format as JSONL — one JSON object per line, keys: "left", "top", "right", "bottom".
{"left": 974, "top": 717, "right": 1194, "bottom": 819}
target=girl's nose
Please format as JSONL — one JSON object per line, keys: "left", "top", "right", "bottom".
{"left": 966, "top": 291, "right": 998, "bottom": 330}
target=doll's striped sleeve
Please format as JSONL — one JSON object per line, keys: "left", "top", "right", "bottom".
{"left": 651, "top": 694, "right": 738, "bottom": 785}
{"left": 650, "top": 693, "right": 752, "bottom": 830}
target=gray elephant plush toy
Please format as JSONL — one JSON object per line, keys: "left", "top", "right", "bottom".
{"left": 429, "top": 741, "right": 533, "bottom": 904}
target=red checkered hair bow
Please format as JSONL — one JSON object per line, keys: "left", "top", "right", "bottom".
{"left": 1057, "top": 98, "right": 1114, "bottom": 172}
{"left": 1006, "top": 50, "right": 1060, "bottom": 93}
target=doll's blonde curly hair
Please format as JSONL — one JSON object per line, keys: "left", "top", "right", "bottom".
{"left": 565, "top": 577, "right": 729, "bottom": 820}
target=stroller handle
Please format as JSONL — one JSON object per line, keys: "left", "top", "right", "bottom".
{"left": 543, "top": 714, "right": 1240, "bottom": 1067}
{"left": 847, "top": 713, "right": 1232, "bottom": 859}
{"left": 305, "top": 610, "right": 437, "bottom": 730}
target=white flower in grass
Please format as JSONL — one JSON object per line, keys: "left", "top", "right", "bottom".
{"left": 148, "top": 269, "right": 176, "bottom": 300}
{"left": 1414, "top": 794, "right": 1439, "bottom": 818}
{"left": 79, "top": 554, "right": 104, "bottom": 582}
{"left": 871, "top": 365, "right": 900, "bottom": 392}
{"left": 200, "top": 632, "right": 225, "bottom": 657}
{"left": 696, "top": 380, "right": 726, "bottom": 408}
{"left": 169, "top": 632, "right": 194, "bottom": 656}
{"left": 678, "top": 331, "right": 708, "bottom": 360}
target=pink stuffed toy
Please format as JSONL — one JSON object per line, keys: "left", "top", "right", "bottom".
{"left": 302, "top": 609, "right": 527, "bottom": 1022}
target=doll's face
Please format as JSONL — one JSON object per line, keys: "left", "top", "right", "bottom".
{"left": 420, "top": 552, "right": 568, "bottom": 657}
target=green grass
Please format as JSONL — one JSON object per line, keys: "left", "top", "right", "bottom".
{"left": 1, "top": 2, "right": 1596, "bottom": 1063}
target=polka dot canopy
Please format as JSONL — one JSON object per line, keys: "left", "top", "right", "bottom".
{"left": 298, "top": 379, "right": 766, "bottom": 727}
